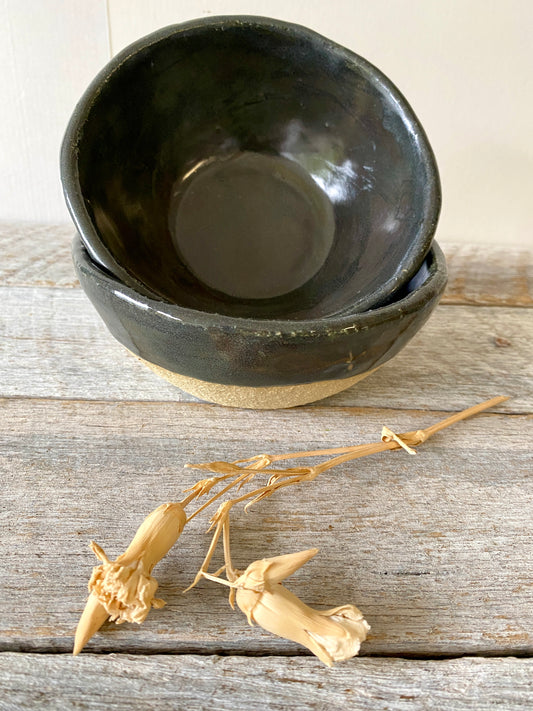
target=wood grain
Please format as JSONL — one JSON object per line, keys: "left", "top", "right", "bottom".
{"left": 0, "top": 222, "right": 77, "bottom": 288}
{"left": 0, "top": 399, "right": 531, "bottom": 656}
{"left": 444, "top": 244, "right": 533, "bottom": 307}
{"left": 2, "top": 653, "right": 533, "bottom": 710}
{"left": 1, "top": 285, "right": 530, "bottom": 412}
{"left": 1, "top": 223, "right": 532, "bottom": 703}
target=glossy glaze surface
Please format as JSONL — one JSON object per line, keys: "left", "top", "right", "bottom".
{"left": 73, "top": 237, "right": 447, "bottom": 388}
{"left": 169, "top": 151, "right": 335, "bottom": 300}
{"left": 62, "top": 16, "right": 441, "bottom": 320}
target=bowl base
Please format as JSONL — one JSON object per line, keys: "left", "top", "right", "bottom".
{"left": 169, "top": 151, "right": 335, "bottom": 301}
{"left": 133, "top": 353, "right": 377, "bottom": 409}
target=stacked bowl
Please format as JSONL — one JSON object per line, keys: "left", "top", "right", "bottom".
{"left": 62, "top": 16, "right": 446, "bottom": 409}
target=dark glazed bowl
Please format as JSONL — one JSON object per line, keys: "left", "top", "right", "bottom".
{"left": 62, "top": 16, "right": 441, "bottom": 321}
{"left": 73, "top": 236, "right": 447, "bottom": 409}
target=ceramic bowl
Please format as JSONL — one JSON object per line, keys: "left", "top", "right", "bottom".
{"left": 62, "top": 16, "right": 441, "bottom": 320}
{"left": 73, "top": 236, "right": 447, "bottom": 409}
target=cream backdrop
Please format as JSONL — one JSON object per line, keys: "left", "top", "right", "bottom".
{"left": 2, "top": 0, "right": 532, "bottom": 246}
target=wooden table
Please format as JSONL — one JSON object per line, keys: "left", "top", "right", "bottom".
{"left": 1, "top": 222, "right": 532, "bottom": 709}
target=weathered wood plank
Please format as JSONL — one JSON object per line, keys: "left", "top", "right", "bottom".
{"left": 0, "top": 400, "right": 531, "bottom": 655}
{"left": 0, "top": 286, "right": 530, "bottom": 412}
{"left": 1, "top": 222, "right": 532, "bottom": 307}
{"left": 0, "top": 222, "right": 77, "bottom": 288}
{"left": 444, "top": 243, "right": 533, "bottom": 308}
{"left": 1, "top": 653, "right": 533, "bottom": 710}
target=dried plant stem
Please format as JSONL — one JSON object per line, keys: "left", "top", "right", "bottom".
{"left": 73, "top": 395, "right": 508, "bottom": 658}
{"left": 223, "top": 518, "right": 237, "bottom": 584}
{"left": 233, "top": 396, "right": 508, "bottom": 471}
{"left": 182, "top": 517, "right": 225, "bottom": 592}
{"left": 302, "top": 396, "right": 508, "bottom": 476}
{"left": 185, "top": 470, "right": 254, "bottom": 523}
{"left": 179, "top": 490, "right": 202, "bottom": 508}
{"left": 186, "top": 476, "right": 313, "bottom": 592}
{"left": 183, "top": 397, "right": 508, "bottom": 591}
{"left": 418, "top": 395, "right": 507, "bottom": 437}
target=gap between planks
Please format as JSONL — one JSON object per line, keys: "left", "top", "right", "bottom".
{"left": 0, "top": 395, "right": 518, "bottom": 415}
{"left": 3, "top": 648, "right": 533, "bottom": 661}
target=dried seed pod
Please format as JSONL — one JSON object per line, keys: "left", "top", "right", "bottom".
{"left": 73, "top": 502, "right": 186, "bottom": 655}
{"left": 233, "top": 549, "right": 370, "bottom": 666}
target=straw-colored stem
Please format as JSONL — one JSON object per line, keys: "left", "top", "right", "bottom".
{"left": 200, "top": 571, "right": 238, "bottom": 588}
{"left": 179, "top": 490, "right": 201, "bottom": 507}
{"left": 186, "top": 477, "right": 313, "bottom": 593}
{"left": 419, "top": 395, "right": 507, "bottom": 437}
{"left": 225, "top": 475, "right": 314, "bottom": 513}
{"left": 223, "top": 520, "right": 238, "bottom": 607}
{"left": 185, "top": 471, "right": 253, "bottom": 523}
{"left": 233, "top": 396, "right": 508, "bottom": 470}
{"left": 223, "top": 519, "right": 237, "bottom": 583}
{"left": 183, "top": 516, "right": 226, "bottom": 592}
{"left": 184, "top": 396, "right": 508, "bottom": 597}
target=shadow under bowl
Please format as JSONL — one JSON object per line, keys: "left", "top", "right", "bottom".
{"left": 72, "top": 236, "right": 447, "bottom": 409}
{"left": 62, "top": 16, "right": 441, "bottom": 321}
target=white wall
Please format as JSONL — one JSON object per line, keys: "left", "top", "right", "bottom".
{"left": 2, "top": 0, "right": 532, "bottom": 246}
{"left": 0, "top": 0, "right": 109, "bottom": 224}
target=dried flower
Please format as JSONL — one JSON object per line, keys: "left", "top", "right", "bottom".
{"left": 87, "top": 540, "right": 164, "bottom": 624}
{"left": 218, "top": 549, "right": 369, "bottom": 666}
{"left": 73, "top": 502, "right": 186, "bottom": 655}
{"left": 73, "top": 397, "right": 507, "bottom": 662}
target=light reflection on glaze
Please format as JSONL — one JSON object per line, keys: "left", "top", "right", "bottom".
{"left": 280, "top": 119, "right": 376, "bottom": 204}
{"left": 154, "top": 309, "right": 184, "bottom": 322}
{"left": 113, "top": 289, "right": 150, "bottom": 310}
{"left": 113, "top": 290, "right": 186, "bottom": 322}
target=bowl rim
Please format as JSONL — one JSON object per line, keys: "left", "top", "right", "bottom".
{"left": 73, "top": 235, "right": 447, "bottom": 337}
{"left": 61, "top": 14, "right": 442, "bottom": 313}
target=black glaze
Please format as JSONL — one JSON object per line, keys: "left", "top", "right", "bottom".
{"left": 169, "top": 152, "right": 336, "bottom": 300}
{"left": 62, "top": 16, "right": 441, "bottom": 320}
{"left": 73, "top": 236, "right": 447, "bottom": 388}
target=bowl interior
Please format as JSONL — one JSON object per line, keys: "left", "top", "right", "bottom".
{"left": 65, "top": 18, "right": 440, "bottom": 320}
